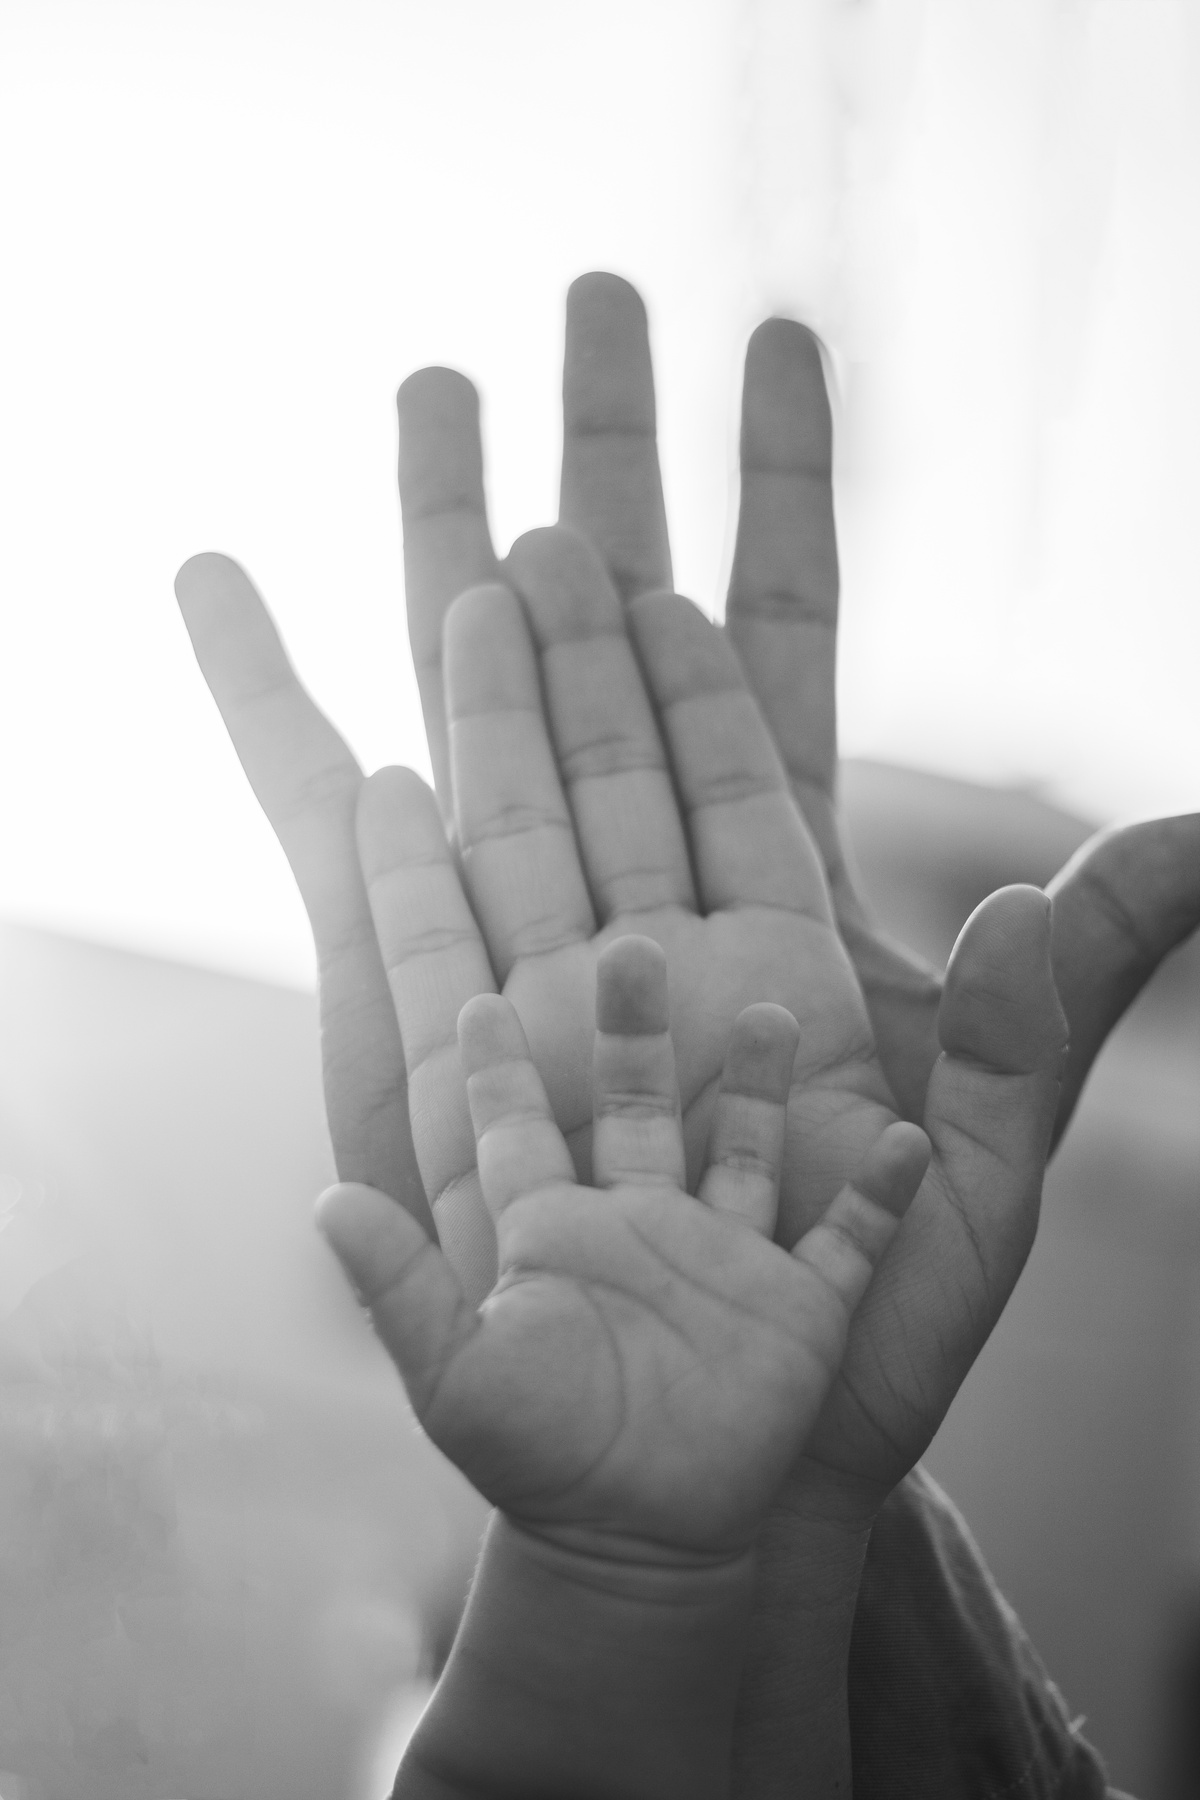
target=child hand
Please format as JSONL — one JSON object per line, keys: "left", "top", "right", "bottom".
{"left": 318, "top": 935, "right": 928, "bottom": 1563}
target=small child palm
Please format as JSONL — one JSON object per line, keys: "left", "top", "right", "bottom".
{"left": 320, "top": 936, "right": 928, "bottom": 1561}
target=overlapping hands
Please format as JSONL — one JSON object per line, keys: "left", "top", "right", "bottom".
{"left": 175, "top": 272, "right": 1200, "bottom": 1788}
{"left": 320, "top": 934, "right": 930, "bottom": 1564}
{"left": 176, "top": 273, "right": 1197, "bottom": 1510}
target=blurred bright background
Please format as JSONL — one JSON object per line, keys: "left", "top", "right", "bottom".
{"left": 1, "top": 2, "right": 1198, "bottom": 1797}
{"left": 1, "top": 0, "right": 1197, "bottom": 982}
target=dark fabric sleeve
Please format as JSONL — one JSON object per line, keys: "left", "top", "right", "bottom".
{"left": 848, "top": 1465, "right": 1122, "bottom": 1800}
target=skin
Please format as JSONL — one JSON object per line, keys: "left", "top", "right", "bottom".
{"left": 319, "top": 939, "right": 929, "bottom": 1561}
{"left": 174, "top": 271, "right": 1200, "bottom": 1793}
{"left": 395, "top": 273, "right": 1200, "bottom": 1138}
{"left": 348, "top": 527, "right": 1068, "bottom": 1519}
{"left": 178, "top": 534, "right": 1067, "bottom": 1799}
{"left": 317, "top": 936, "right": 931, "bottom": 1797}
{"left": 174, "top": 275, "right": 1200, "bottom": 1222}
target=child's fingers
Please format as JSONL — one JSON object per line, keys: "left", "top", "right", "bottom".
{"left": 696, "top": 1004, "right": 800, "bottom": 1236}
{"left": 459, "top": 994, "right": 577, "bottom": 1219}
{"left": 316, "top": 1182, "right": 478, "bottom": 1419}
{"left": 591, "top": 937, "right": 687, "bottom": 1191}
{"left": 791, "top": 1121, "right": 931, "bottom": 1310}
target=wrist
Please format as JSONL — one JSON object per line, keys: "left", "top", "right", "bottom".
{"left": 399, "top": 1511, "right": 755, "bottom": 1800}
{"left": 732, "top": 1469, "right": 875, "bottom": 1800}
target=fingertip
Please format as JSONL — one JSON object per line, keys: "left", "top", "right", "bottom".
{"left": 442, "top": 580, "right": 531, "bottom": 705}
{"left": 396, "top": 364, "right": 478, "bottom": 425}
{"left": 941, "top": 884, "right": 1066, "bottom": 1072}
{"left": 736, "top": 999, "right": 801, "bottom": 1043}
{"left": 596, "top": 934, "right": 669, "bottom": 1035}
{"left": 173, "top": 550, "right": 253, "bottom": 614}
{"left": 562, "top": 273, "right": 656, "bottom": 434}
{"left": 741, "top": 319, "right": 833, "bottom": 472}
{"left": 506, "top": 522, "right": 604, "bottom": 577}
{"left": 948, "top": 884, "right": 1055, "bottom": 998}
{"left": 504, "top": 525, "right": 621, "bottom": 639}
{"left": 315, "top": 1177, "right": 387, "bottom": 1235}
{"left": 507, "top": 522, "right": 571, "bottom": 561}
{"left": 566, "top": 270, "right": 648, "bottom": 323}
{"left": 745, "top": 316, "right": 825, "bottom": 371}
{"left": 172, "top": 553, "right": 290, "bottom": 700}
{"left": 443, "top": 576, "right": 519, "bottom": 635}
{"left": 315, "top": 1181, "right": 403, "bottom": 1291}
{"left": 861, "top": 1121, "right": 932, "bottom": 1217}
{"left": 505, "top": 524, "right": 613, "bottom": 606}
{"left": 723, "top": 1002, "right": 800, "bottom": 1103}
{"left": 355, "top": 764, "right": 440, "bottom": 880}
{"left": 359, "top": 761, "right": 427, "bottom": 806}
{"left": 457, "top": 991, "right": 527, "bottom": 1074}
{"left": 882, "top": 1117, "right": 933, "bottom": 1161}
{"left": 626, "top": 590, "right": 730, "bottom": 705}
{"left": 977, "top": 881, "right": 1052, "bottom": 941}
{"left": 396, "top": 367, "right": 489, "bottom": 537}
{"left": 744, "top": 313, "right": 831, "bottom": 421}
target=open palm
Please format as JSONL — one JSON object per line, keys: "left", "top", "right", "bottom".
{"left": 172, "top": 270, "right": 1197, "bottom": 1788}
{"left": 319, "top": 936, "right": 929, "bottom": 1560}
{"left": 360, "top": 524, "right": 1068, "bottom": 1513}
{"left": 361, "top": 526, "right": 895, "bottom": 1304}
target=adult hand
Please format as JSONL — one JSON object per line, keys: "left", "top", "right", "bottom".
{"left": 176, "top": 273, "right": 1199, "bottom": 1238}
{"left": 175, "top": 551, "right": 431, "bottom": 1232}
{"left": 358, "top": 525, "right": 1068, "bottom": 1520}
{"left": 178, "top": 506, "right": 1065, "bottom": 1511}
{"left": 174, "top": 270, "right": 1197, "bottom": 1798}
{"left": 400, "top": 272, "right": 1200, "bottom": 1142}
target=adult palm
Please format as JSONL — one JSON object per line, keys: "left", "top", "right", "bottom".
{"left": 360, "top": 529, "right": 892, "bottom": 1296}
{"left": 175, "top": 266, "right": 1198, "bottom": 1792}
{"left": 353, "top": 524, "right": 1066, "bottom": 1522}
{"left": 175, "top": 274, "right": 1199, "bottom": 1241}
{"left": 398, "top": 275, "right": 1200, "bottom": 1137}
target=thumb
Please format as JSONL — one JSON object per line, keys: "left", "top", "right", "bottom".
{"left": 1047, "top": 813, "right": 1200, "bottom": 1150}
{"left": 925, "top": 885, "right": 1068, "bottom": 1295}
{"left": 315, "top": 1183, "right": 478, "bottom": 1417}
{"left": 939, "top": 884, "right": 1067, "bottom": 1075}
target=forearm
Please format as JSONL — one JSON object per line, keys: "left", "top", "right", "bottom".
{"left": 396, "top": 1512, "right": 756, "bottom": 1800}
{"left": 731, "top": 1479, "right": 871, "bottom": 1800}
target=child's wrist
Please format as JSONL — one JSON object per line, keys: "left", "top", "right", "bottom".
{"left": 399, "top": 1511, "right": 755, "bottom": 1800}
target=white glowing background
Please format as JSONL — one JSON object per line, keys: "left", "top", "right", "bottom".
{"left": 2, "top": 0, "right": 1197, "bottom": 987}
